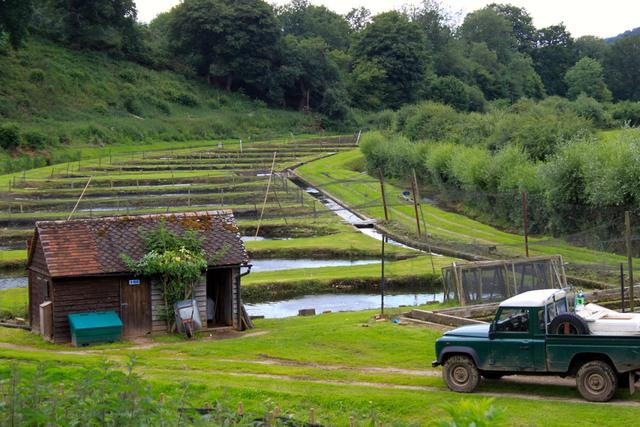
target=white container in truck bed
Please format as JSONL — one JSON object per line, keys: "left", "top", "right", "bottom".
{"left": 576, "top": 303, "right": 640, "bottom": 336}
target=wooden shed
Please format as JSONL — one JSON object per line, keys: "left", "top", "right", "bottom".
{"left": 26, "top": 210, "right": 250, "bottom": 343}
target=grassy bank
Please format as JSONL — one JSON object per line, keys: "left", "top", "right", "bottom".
{"left": 0, "top": 288, "right": 27, "bottom": 320}
{"left": 0, "top": 308, "right": 639, "bottom": 425}
{"left": 297, "top": 150, "right": 639, "bottom": 282}
{"left": 0, "top": 39, "right": 321, "bottom": 174}
{"left": 242, "top": 255, "right": 449, "bottom": 302}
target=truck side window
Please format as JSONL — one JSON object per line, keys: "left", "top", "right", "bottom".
{"left": 546, "top": 302, "right": 557, "bottom": 324}
{"left": 495, "top": 308, "right": 529, "bottom": 333}
{"left": 555, "top": 299, "right": 567, "bottom": 314}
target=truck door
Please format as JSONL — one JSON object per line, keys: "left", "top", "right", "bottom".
{"left": 488, "top": 307, "right": 536, "bottom": 371}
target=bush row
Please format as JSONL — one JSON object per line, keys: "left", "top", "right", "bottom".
{"left": 361, "top": 129, "right": 640, "bottom": 241}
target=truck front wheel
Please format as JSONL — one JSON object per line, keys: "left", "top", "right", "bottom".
{"left": 443, "top": 355, "right": 480, "bottom": 393}
{"left": 576, "top": 361, "right": 618, "bottom": 402}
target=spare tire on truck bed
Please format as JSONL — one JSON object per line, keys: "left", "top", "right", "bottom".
{"left": 549, "top": 313, "right": 589, "bottom": 335}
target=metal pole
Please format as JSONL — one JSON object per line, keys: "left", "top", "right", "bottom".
{"left": 621, "top": 263, "right": 626, "bottom": 313}
{"left": 381, "top": 236, "right": 385, "bottom": 315}
{"left": 625, "top": 211, "right": 634, "bottom": 311}
{"left": 378, "top": 169, "right": 389, "bottom": 221}
{"left": 521, "top": 191, "right": 529, "bottom": 257}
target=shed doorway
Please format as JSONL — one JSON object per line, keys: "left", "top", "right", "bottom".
{"left": 120, "top": 277, "right": 152, "bottom": 337}
{"left": 206, "top": 269, "right": 233, "bottom": 327}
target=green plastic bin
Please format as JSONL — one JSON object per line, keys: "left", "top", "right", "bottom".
{"left": 68, "top": 311, "right": 123, "bottom": 347}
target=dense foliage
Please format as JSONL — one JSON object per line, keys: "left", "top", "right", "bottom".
{"left": 123, "top": 223, "right": 209, "bottom": 331}
{"left": 360, "top": 99, "right": 640, "bottom": 249}
{"left": 3, "top": 0, "right": 640, "bottom": 121}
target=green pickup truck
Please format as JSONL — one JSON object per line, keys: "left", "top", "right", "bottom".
{"left": 432, "top": 289, "right": 640, "bottom": 402}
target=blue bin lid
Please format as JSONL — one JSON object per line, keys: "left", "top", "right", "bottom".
{"left": 68, "top": 311, "right": 123, "bottom": 331}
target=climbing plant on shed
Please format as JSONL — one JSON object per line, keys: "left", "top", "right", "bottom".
{"left": 122, "top": 222, "right": 209, "bottom": 331}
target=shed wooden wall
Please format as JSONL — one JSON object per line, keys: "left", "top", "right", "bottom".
{"left": 151, "top": 276, "right": 207, "bottom": 333}
{"left": 28, "top": 235, "right": 49, "bottom": 331}
{"left": 51, "top": 277, "right": 120, "bottom": 343}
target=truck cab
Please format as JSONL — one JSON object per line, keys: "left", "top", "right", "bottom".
{"left": 433, "top": 289, "right": 640, "bottom": 402}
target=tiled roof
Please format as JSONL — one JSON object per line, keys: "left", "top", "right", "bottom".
{"left": 28, "top": 210, "right": 249, "bottom": 278}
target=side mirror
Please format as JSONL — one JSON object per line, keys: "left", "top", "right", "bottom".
{"left": 489, "top": 323, "right": 496, "bottom": 340}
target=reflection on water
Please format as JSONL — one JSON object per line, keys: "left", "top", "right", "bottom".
{"left": 250, "top": 259, "right": 379, "bottom": 272}
{"left": 0, "top": 276, "right": 27, "bottom": 290}
{"left": 246, "top": 292, "right": 444, "bottom": 318}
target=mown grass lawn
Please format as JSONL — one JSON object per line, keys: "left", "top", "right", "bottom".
{"left": 1, "top": 308, "right": 639, "bottom": 426}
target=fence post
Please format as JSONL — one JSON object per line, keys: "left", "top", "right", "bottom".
{"left": 521, "top": 192, "right": 529, "bottom": 257}
{"left": 625, "top": 211, "right": 634, "bottom": 311}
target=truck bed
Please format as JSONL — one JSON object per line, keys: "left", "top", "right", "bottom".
{"left": 546, "top": 334, "right": 640, "bottom": 373}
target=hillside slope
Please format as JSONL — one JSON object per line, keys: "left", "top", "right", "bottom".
{"left": 0, "top": 39, "right": 319, "bottom": 171}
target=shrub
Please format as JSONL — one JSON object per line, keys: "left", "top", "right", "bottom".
{"left": 611, "top": 101, "right": 640, "bottom": 126}
{"left": 123, "top": 95, "right": 144, "bottom": 116}
{"left": 429, "top": 76, "right": 487, "bottom": 112}
{"left": 571, "top": 94, "right": 612, "bottom": 128}
{"left": 22, "top": 131, "right": 51, "bottom": 149}
{"left": 167, "top": 90, "right": 199, "bottom": 107}
{"left": 0, "top": 123, "right": 21, "bottom": 150}
{"left": 402, "top": 102, "right": 460, "bottom": 141}
{"left": 424, "top": 142, "right": 457, "bottom": 184}
{"left": 119, "top": 69, "right": 138, "bottom": 83}
{"left": 28, "top": 69, "right": 45, "bottom": 84}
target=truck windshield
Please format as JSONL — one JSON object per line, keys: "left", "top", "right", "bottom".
{"left": 495, "top": 308, "right": 529, "bottom": 333}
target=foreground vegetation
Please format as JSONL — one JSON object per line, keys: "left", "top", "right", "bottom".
{"left": 1, "top": 309, "right": 639, "bottom": 425}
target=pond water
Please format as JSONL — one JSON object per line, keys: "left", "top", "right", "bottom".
{"left": 245, "top": 292, "right": 444, "bottom": 318}
{"left": 0, "top": 276, "right": 27, "bottom": 290}
{"left": 249, "top": 259, "right": 379, "bottom": 273}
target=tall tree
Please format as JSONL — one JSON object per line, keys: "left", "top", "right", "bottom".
{"left": 51, "top": 0, "right": 138, "bottom": 51}
{"left": 169, "top": 0, "right": 280, "bottom": 95}
{"left": 574, "top": 35, "right": 608, "bottom": 62}
{"left": 488, "top": 3, "right": 536, "bottom": 53}
{"left": 565, "top": 57, "right": 611, "bottom": 101}
{"left": 279, "top": 35, "right": 340, "bottom": 111}
{"left": 460, "top": 7, "right": 516, "bottom": 63}
{"left": 352, "top": 11, "right": 427, "bottom": 109}
{"left": 0, "top": 0, "right": 33, "bottom": 48}
{"left": 532, "top": 24, "right": 576, "bottom": 96}
{"left": 604, "top": 34, "right": 640, "bottom": 101}
{"left": 345, "top": 7, "right": 370, "bottom": 33}
{"left": 276, "top": 0, "right": 351, "bottom": 50}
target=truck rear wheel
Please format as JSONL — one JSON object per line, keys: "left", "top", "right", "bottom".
{"left": 443, "top": 355, "right": 479, "bottom": 393}
{"left": 576, "top": 361, "right": 618, "bottom": 402}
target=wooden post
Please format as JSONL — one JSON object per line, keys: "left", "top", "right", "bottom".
{"left": 625, "top": 211, "right": 634, "bottom": 311}
{"left": 521, "top": 191, "right": 529, "bottom": 257}
{"left": 67, "top": 177, "right": 92, "bottom": 221}
{"left": 378, "top": 169, "right": 389, "bottom": 221}
{"left": 381, "top": 236, "right": 385, "bottom": 314}
{"left": 410, "top": 169, "right": 421, "bottom": 238}
{"left": 255, "top": 152, "right": 277, "bottom": 237}
{"left": 621, "top": 263, "right": 626, "bottom": 313}
{"left": 309, "top": 408, "right": 316, "bottom": 425}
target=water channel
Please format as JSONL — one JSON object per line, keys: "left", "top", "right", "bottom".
{"left": 246, "top": 292, "right": 443, "bottom": 318}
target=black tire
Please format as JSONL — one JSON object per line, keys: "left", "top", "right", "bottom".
{"left": 482, "top": 372, "right": 504, "bottom": 380}
{"left": 549, "top": 313, "right": 589, "bottom": 335}
{"left": 443, "top": 355, "right": 480, "bottom": 393}
{"left": 576, "top": 361, "right": 618, "bottom": 402}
